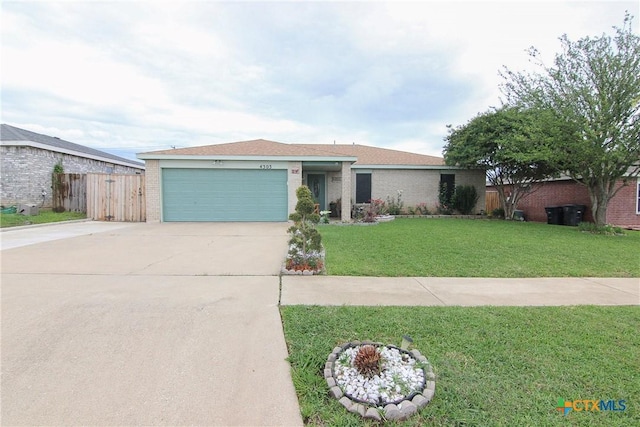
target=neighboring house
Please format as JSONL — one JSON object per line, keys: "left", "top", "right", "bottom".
{"left": 138, "top": 139, "right": 486, "bottom": 222}
{"left": 487, "top": 176, "right": 640, "bottom": 229}
{"left": 1, "top": 124, "right": 145, "bottom": 207}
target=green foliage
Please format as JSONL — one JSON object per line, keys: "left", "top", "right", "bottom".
{"left": 578, "top": 222, "right": 626, "bottom": 236}
{"left": 491, "top": 207, "right": 506, "bottom": 219}
{"left": 415, "top": 203, "right": 431, "bottom": 215}
{"left": 444, "top": 106, "right": 561, "bottom": 219}
{"left": 0, "top": 208, "right": 86, "bottom": 228}
{"left": 287, "top": 186, "right": 323, "bottom": 270}
{"left": 385, "top": 190, "right": 404, "bottom": 215}
{"left": 281, "top": 305, "right": 640, "bottom": 426}
{"left": 451, "top": 185, "right": 479, "bottom": 214}
{"left": 437, "top": 182, "right": 453, "bottom": 214}
{"left": 53, "top": 160, "right": 64, "bottom": 174}
{"left": 501, "top": 13, "right": 640, "bottom": 225}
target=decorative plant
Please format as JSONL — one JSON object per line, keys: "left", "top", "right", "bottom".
{"left": 437, "top": 182, "right": 453, "bottom": 214}
{"left": 386, "top": 190, "right": 404, "bottom": 215}
{"left": 319, "top": 210, "right": 331, "bottom": 224}
{"left": 416, "top": 203, "right": 431, "bottom": 215}
{"left": 362, "top": 198, "right": 385, "bottom": 223}
{"left": 353, "top": 345, "right": 381, "bottom": 378}
{"left": 287, "top": 186, "right": 323, "bottom": 271}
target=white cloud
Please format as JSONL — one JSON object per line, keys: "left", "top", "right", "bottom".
{"left": 2, "top": 1, "right": 637, "bottom": 161}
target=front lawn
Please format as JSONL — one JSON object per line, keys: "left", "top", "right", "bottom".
{"left": 281, "top": 305, "right": 639, "bottom": 426}
{"left": 0, "top": 208, "right": 86, "bottom": 228}
{"left": 320, "top": 219, "right": 639, "bottom": 277}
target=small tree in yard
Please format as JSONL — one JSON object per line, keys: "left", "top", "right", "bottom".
{"left": 287, "top": 186, "right": 323, "bottom": 271}
{"left": 444, "top": 106, "right": 560, "bottom": 219}
{"left": 501, "top": 13, "right": 640, "bottom": 226}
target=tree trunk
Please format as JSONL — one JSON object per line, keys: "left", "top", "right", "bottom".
{"left": 587, "top": 184, "right": 611, "bottom": 227}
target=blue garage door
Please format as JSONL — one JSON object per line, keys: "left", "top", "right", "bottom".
{"left": 162, "top": 168, "right": 288, "bottom": 221}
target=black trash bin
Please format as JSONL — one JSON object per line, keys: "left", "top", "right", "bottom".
{"left": 562, "top": 204, "right": 587, "bottom": 226}
{"left": 545, "top": 206, "right": 563, "bottom": 225}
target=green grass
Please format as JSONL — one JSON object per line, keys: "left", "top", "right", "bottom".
{"left": 320, "top": 219, "right": 640, "bottom": 277}
{"left": 281, "top": 305, "right": 640, "bottom": 426}
{"left": 0, "top": 208, "right": 86, "bottom": 228}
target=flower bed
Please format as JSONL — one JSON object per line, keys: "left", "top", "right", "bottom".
{"left": 324, "top": 341, "right": 436, "bottom": 421}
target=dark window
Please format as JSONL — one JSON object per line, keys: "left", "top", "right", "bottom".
{"left": 356, "top": 173, "right": 372, "bottom": 203}
{"left": 440, "top": 174, "right": 455, "bottom": 204}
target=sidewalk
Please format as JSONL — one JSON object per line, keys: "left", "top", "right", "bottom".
{"left": 281, "top": 276, "right": 639, "bottom": 306}
{"left": 0, "top": 220, "right": 137, "bottom": 250}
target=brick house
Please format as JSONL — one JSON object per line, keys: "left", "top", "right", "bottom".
{"left": 488, "top": 176, "right": 640, "bottom": 229}
{"left": 138, "top": 139, "right": 486, "bottom": 222}
{"left": 1, "top": 124, "right": 145, "bottom": 207}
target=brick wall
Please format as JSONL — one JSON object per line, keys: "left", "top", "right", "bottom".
{"left": 362, "top": 168, "right": 486, "bottom": 214}
{"left": 605, "top": 179, "right": 640, "bottom": 228}
{"left": 491, "top": 178, "right": 640, "bottom": 228}
{"left": 0, "top": 146, "right": 143, "bottom": 207}
{"left": 144, "top": 160, "right": 160, "bottom": 222}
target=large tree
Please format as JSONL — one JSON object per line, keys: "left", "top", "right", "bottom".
{"left": 501, "top": 14, "right": 640, "bottom": 226}
{"left": 444, "top": 106, "right": 560, "bottom": 219}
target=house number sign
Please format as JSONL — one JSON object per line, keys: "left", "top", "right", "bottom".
{"left": 259, "top": 164, "right": 273, "bottom": 169}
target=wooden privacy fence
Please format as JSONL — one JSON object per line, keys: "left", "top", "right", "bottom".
{"left": 52, "top": 173, "right": 87, "bottom": 212}
{"left": 86, "top": 174, "right": 146, "bottom": 222}
{"left": 485, "top": 191, "right": 500, "bottom": 214}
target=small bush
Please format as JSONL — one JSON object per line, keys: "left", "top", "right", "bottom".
{"left": 437, "top": 182, "right": 453, "bottom": 214}
{"left": 491, "top": 207, "right": 505, "bottom": 219}
{"left": 362, "top": 199, "right": 385, "bottom": 223}
{"left": 386, "top": 190, "right": 404, "bottom": 215}
{"left": 451, "top": 185, "right": 479, "bottom": 215}
{"left": 578, "top": 222, "right": 625, "bottom": 236}
{"left": 415, "top": 203, "right": 431, "bottom": 215}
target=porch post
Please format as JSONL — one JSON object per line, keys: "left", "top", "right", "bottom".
{"left": 341, "top": 161, "right": 352, "bottom": 222}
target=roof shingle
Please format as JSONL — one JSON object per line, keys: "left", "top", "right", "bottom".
{"left": 1, "top": 124, "right": 144, "bottom": 168}
{"left": 140, "top": 139, "right": 445, "bottom": 166}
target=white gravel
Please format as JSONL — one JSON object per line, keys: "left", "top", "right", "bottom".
{"left": 334, "top": 345, "right": 425, "bottom": 405}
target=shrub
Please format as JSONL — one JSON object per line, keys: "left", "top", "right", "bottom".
{"left": 386, "top": 190, "right": 404, "bottom": 215}
{"left": 437, "top": 182, "right": 453, "bottom": 214}
{"left": 362, "top": 199, "right": 385, "bottom": 223}
{"left": 577, "top": 222, "right": 625, "bottom": 236}
{"left": 287, "top": 186, "right": 323, "bottom": 270}
{"left": 415, "top": 203, "right": 431, "bottom": 215}
{"left": 451, "top": 185, "right": 479, "bottom": 215}
{"left": 491, "top": 207, "right": 505, "bottom": 219}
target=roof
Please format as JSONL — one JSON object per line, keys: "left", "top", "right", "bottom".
{"left": 1, "top": 124, "right": 145, "bottom": 169}
{"left": 139, "top": 139, "right": 446, "bottom": 167}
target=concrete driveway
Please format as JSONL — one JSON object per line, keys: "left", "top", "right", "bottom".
{"left": 1, "top": 222, "right": 303, "bottom": 426}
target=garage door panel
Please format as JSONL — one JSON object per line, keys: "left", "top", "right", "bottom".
{"left": 162, "top": 169, "right": 287, "bottom": 222}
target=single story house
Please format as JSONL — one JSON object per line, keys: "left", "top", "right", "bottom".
{"left": 0, "top": 124, "right": 145, "bottom": 207}
{"left": 487, "top": 175, "right": 640, "bottom": 229}
{"left": 138, "top": 139, "right": 486, "bottom": 222}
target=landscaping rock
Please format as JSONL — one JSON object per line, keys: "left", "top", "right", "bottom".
{"left": 330, "top": 386, "right": 343, "bottom": 399}
{"left": 339, "top": 396, "right": 352, "bottom": 410}
{"left": 384, "top": 403, "right": 402, "bottom": 421}
{"left": 364, "top": 407, "right": 382, "bottom": 421}
{"left": 399, "top": 400, "right": 417, "bottom": 419}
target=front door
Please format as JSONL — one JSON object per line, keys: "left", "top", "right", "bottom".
{"left": 307, "top": 174, "right": 326, "bottom": 211}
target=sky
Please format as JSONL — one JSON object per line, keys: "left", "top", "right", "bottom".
{"left": 1, "top": 1, "right": 637, "bottom": 161}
